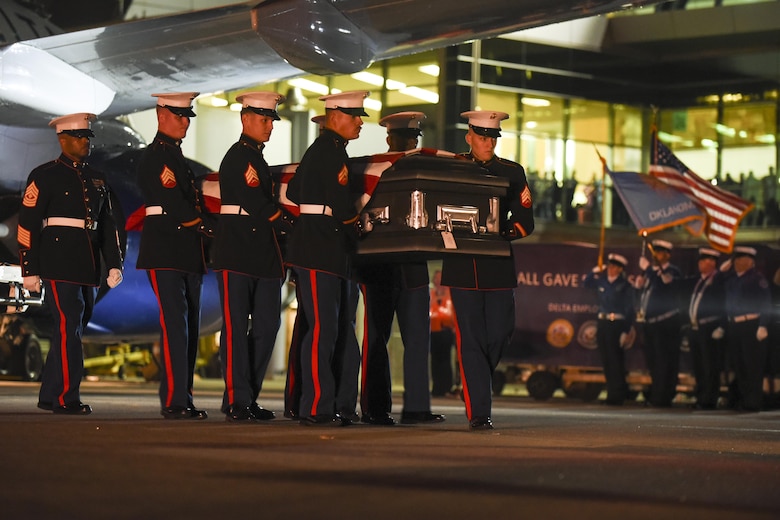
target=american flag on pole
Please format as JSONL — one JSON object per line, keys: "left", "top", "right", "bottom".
{"left": 649, "top": 131, "right": 753, "bottom": 253}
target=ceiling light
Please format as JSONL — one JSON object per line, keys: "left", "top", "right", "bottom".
{"left": 351, "top": 71, "right": 384, "bottom": 86}
{"left": 418, "top": 64, "right": 440, "bottom": 77}
{"left": 521, "top": 97, "right": 550, "bottom": 107}
{"left": 229, "top": 103, "right": 242, "bottom": 112}
{"left": 209, "top": 97, "right": 228, "bottom": 107}
{"left": 288, "top": 78, "right": 329, "bottom": 95}
{"left": 657, "top": 131, "right": 683, "bottom": 143}
{"left": 364, "top": 98, "right": 382, "bottom": 111}
{"left": 385, "top": 79, "right": 406, "bottom": 90}
{"left": 525, "top": 121, "right": 538, "bottom": 129}
{"left": 399, "top": 86, "right": 439, "bottom": 104}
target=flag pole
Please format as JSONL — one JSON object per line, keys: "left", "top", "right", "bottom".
{"left": 594, "top": 145, "right": 607, "bottom": 268}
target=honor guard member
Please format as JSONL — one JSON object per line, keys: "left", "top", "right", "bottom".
{"left": 285, "top": 90, "right": 367, "bottom": 426}
{"left": 212, "top": 91, "right": 293, "bottom": 422}
{"left": 137, "top": 92, "right": 214, "bottom": 420}
{"left": 635, "top": 239, "right": 683, "bottom": 407}
{"left": 358, "top": 111, "right": 445, "bottom": 426}
{"left": 283, "top": 114, "right": 328, "bottom": 419}
{"left": 720, "top": 246, "right": 772, "bottom": 412}
{"left": 18, "top": 113, "right": 123, "bottom": 414}
{"left": 684, "top": 248, "right": 726, "bottom": 410}
{"left": 441, "top": 110, "right": 534, "bottom": 430}
{"left": 583, "top": 253, "right": 634, "bottom": 405}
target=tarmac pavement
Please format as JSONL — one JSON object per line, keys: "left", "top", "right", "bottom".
{"left": 1, "top": 376, "right": 778, "bottom": 520}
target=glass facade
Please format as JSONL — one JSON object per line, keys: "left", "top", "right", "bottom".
{"left": 189, "top": 32, "right": 778, "bottom": 230}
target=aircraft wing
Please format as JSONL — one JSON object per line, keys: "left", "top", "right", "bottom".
{"left": 0, "top": 2, "right": 302, "bottom": 127}
{"left": 0, "top": 0, "right": 661, "bottom": 128}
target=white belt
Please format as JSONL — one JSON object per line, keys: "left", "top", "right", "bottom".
{"left": 731, "top": 313, "right": 760, "bottom": 323}
{"left": 145, "top": 206, "right": 165, "bottom": 216}
{"left": 43, "top": 217, "right": 98, "bottom": 231}
{"left": 299, "top": 204, "right": 333, "bottom": 217}
{"left": 220, "top": 205, "right": 249, "bottom": 215}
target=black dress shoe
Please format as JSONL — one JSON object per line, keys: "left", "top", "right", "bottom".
{"left": 37, "top": 401, "right": 53, "bottom": 411}
{"left": 361, "top": 413, "right": 396, "bottom": 426}
{"left": 469, "top": 417, "right": 494, "bottom": 431}
{"left": 335, "top": 412, "right": 356, "bottom": 426}
{"left": 299, "top": 415, "right": 344, "bottom": 427}
{"left": 338, "top": 410, "right": 360, "bottom": 423}
{"left": 283, "top": 409, "right": 299, "bottom": 419}
{"left": 225, "top": 406, "right": 255, "bottom": 422}
{"left": 161, "top": 407, "right": 208, "bottom": 420}
{"left": 249, "top": 403, "right": 275, "bottom": 420}
{"left": 400, "top": 411, "right": 446, "bottom": 424}
{"left": 52, "top": 403, "right": 92, "bottom": 415}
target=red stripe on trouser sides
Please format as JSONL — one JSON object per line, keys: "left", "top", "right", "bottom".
{"left": 222, "top": 271, "right": 234, "bottom": 405}
{"left": 310, "top": 270, "right": 322, "bottom": 416}
{"left": 50, "top": 282, "right": 70, "bottom": 407}
{"left": 452, "top": 313, "right": 472, "bottom": 419}
{"left": 150, "top": 271, "right": 175, "bottom": 408}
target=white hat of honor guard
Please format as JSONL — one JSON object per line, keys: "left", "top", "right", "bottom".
{"left": 320, "top": 90, "right": 370, "bottom": 116}
{"left": 651, "top": 239, "right": 673, "bottom": 252}
{"left": 461, "top": 110, "right": 509, "bottom": 138}
{"left": 236, "top": 91, "right": 285, "bottom": 120}
{"left": 49, "top": 113, "right": 96, "bottom": 136}
{"left": 733, "top": 246, "right": 757, "bottom": 258}
{"left": 152, "top": 92, "right": 199, "bottom": 117}
{"left": 607, "top": 253, "right": 628, "bottom": 268}
{"left": 380, "top": 111, "right": 426, "bottom": 132}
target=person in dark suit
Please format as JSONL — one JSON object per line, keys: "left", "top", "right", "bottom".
{"left": 584, "top": 253, "right": 634, "bottom": 405}
{"left": 721, "top": 246, "right": 772, "bottom": 412}
{"left": 441, "top": 110, "right": 535, "bottom": 430}
{"left": 683, "top": 248, "right": 726, "bottom": 410}
{"left": 136, "top": 92, "right": 214, "bottom": 420}
{"left": 212, "top": 91, "right": 293, "bottom": 422}
{"left": 284, "top": 90, "right": 368, "bottom": 426}
{"left": 635, "top": 239, "right": 683, "bottom": 407}
{"left": 19, "top": 112, "right": 123, "bottom": 415}
{"left": 358, "top": 111, "right": 445, "bottom": 426}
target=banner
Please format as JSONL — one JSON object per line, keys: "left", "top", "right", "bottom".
{"left": 606, "top": 167, "right": 706, "bottom": 236}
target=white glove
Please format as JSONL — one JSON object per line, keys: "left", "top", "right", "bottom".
{"left": 711, "top": 327, "right": 724, "bottom": 340}
{"left": 719, "top": 258, "right": 732, "bottom": 273}
{"left": 592, "top": 265, "right": 603, "bottom": 273}
{"left": 639, "top": 257, "right": 650, "bottom": 270}
{"left": 633, "top": 275, "right": 645, "bottom": 289}
{"left": 106, "top": 268, "right": 123, "bottom": 288}
{"left": 757, "top": 326, "right": 768, "bottom": 341}
{"left": 619, "top": 332, "right": 628, "bottom": 348}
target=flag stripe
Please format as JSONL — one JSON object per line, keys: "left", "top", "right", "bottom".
{"left": 649, "top": 133, "right": 754, "bottom": 253}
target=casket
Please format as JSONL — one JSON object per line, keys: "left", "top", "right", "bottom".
{"left": 356, "top": 154, "right": 510, "bottom": 261}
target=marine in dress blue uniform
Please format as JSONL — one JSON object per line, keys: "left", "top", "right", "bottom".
{"left": 136, "top": 92, "right": 214, "bottom": 420}
{"left": 721, "top": 246, "right": 772, "bottom": 412}
{"left": 635, "top": 239, "right": 683, "bottom": 407}
{"left": 212, "top": 91, "right": 293, "bottom": 422}
{"left": 583, "top": 253, "right": 634, "bottom": 405}
{"left": 283, "top": 114, "right": 325, "bottom": 419}
{"left": 18, "top": 113, "right": 123, "bottom": 415}
{"left": 682, "top": 248, "right": 726, "bottom": 410}
{"left": 285, "top": 91, "right": 367, "bottom": 426}
{"left": 440, "top": 110, "right": 535, "bottom": 430}
{"left": 357, "top": 111, "right": 444, "bottom": 426}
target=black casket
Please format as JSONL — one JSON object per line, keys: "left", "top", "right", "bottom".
{"left": 357, "top": 154, "right": 510, "bottom": 261}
